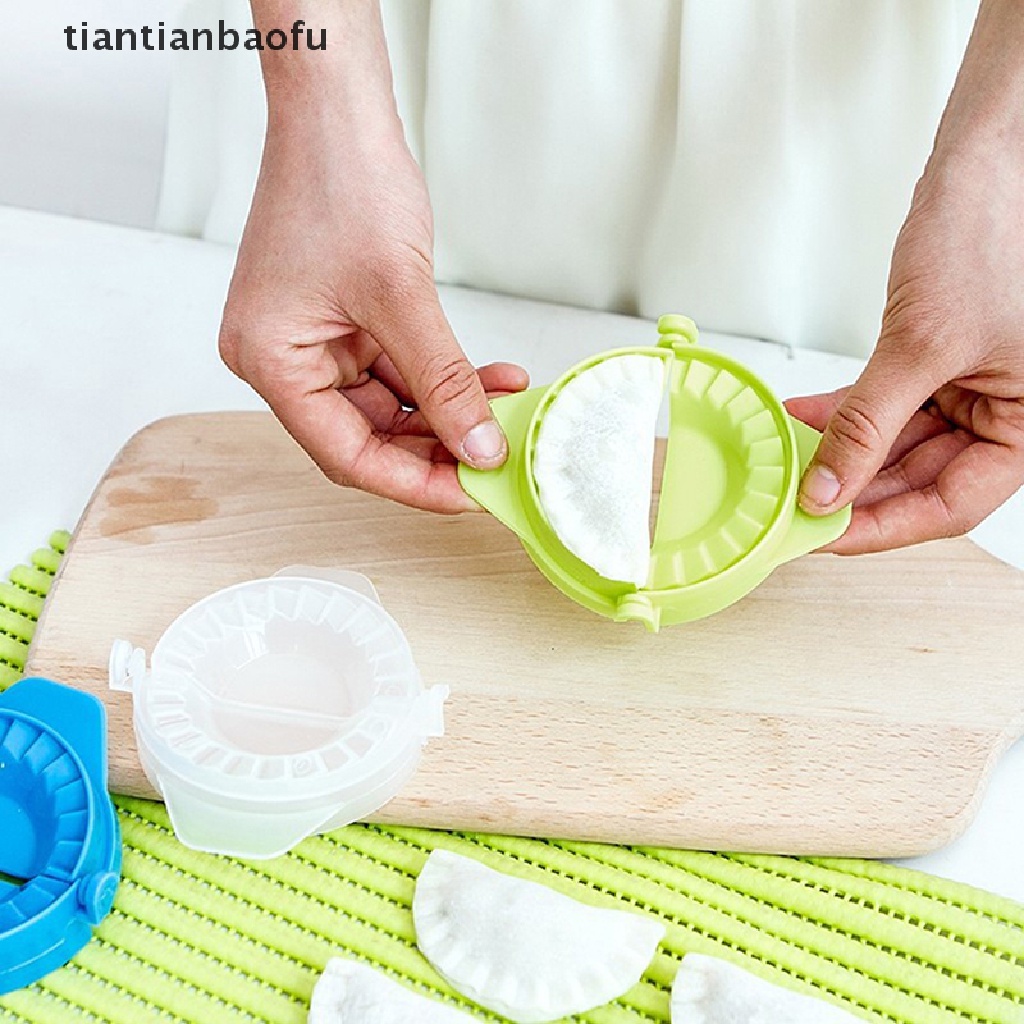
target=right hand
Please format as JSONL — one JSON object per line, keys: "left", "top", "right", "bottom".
{"left": 219, "top": 87, "right": 527, "bottom": 513}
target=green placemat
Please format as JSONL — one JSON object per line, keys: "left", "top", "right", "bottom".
{"left": 1, "top": 534, "right": 1022, "bottom": 1024}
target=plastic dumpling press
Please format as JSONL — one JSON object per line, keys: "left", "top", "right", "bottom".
{"left": 0, "top": 678, "right": 121, "bottom": 994}
{"left": 459, "top": 315, "right": 851, "bottom": 630}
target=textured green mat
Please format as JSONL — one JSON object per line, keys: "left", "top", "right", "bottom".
{"left": 1, "top": 533, "right": 1023, "bottom": 1024}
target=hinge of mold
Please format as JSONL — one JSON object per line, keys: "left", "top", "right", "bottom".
{"left": 656, "top": 313, "right": 699, "bottom": 353}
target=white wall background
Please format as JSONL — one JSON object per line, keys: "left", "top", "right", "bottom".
{"left": 0, "top": 1, "right": 182, "bottom": 227}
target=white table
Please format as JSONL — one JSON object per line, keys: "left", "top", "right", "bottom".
{"left": 3, "top": 206, "right": 1022, "bottom": 902}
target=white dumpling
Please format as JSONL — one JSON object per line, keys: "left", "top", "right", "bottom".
{"left": 671, "top": 954, "right": 863, "bottom": 1024}
{"left": 413, "top": 849, "right": 665, "bottom": 1024}
{"left": 533, "top": 353, "right": 665, "bottom": 586}
{"left": 308, "top": 958, "right": 477, "bottom": 1024}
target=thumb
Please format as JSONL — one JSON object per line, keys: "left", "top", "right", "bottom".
{"left": 799, "top": 334, "right": 944, "bottom": 515}
{"left": 365, "top": 270, "right": 508, "bottom": 470}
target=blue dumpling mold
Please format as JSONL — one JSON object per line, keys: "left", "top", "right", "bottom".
{"left": 0, "top": 678, "right": 121, "bottom": 994}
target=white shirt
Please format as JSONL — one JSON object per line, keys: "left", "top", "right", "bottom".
{"left": 159, "top": 0, "right": 979, "bottom": 357}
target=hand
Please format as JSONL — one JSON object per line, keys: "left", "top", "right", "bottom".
{"left": 788, "top": 165, "right": 1024, "bottom": 554}
{"left": 223, "top": 1, "right": 528, "bottom": 513}
{"left": 787, "top": 0, "right": 1024, "bottom": 554}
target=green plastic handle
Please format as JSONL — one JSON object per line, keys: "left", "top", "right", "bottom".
{"left": 772, "top": 416, "right": 853, "bottom": 566}
{"left": 460, "top": 387, "right": 546, "bottom": 538}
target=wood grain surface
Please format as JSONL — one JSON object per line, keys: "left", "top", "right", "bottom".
{"left": 25, "top": 412, "right": 1024, "bottom": 857}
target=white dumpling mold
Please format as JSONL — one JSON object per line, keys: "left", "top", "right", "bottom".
{"left": 109, "top": 567, "right": 447, "bottom": 859}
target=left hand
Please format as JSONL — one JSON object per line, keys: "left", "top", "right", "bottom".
{"left": 788, "top": 0, "right": 1024, "bottom": 555}
{"left": 787, "top": 144, "right": 1024, "bottom": 556}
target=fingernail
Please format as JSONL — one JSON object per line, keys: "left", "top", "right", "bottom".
{"left": 461, "top": 420, "right": 507, "bottom": 467}
{"left": 800, "top": 465, "right": 842, "bottom": 512}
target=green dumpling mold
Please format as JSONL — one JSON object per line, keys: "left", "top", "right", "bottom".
{"left": 459, "top": 315, "right": 851, "bottom": 630}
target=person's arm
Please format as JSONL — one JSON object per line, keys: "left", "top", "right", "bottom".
{"left": 789, "top": 0, "right": 1024, "bottom": 553}
{"left": 221, "top": 0, "right": 526, "bottom": 513}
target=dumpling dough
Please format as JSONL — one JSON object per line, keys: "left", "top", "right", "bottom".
{"left": 308, "top": 958, "right": 477, "bottom": 1024}
{"left": 671, "top": 954, "right": 863, "bottom": 1023}
{"left": 533, "top": 353, "right": 665, "bottom": 586}
{"left": 414, "top": 849, "right": 665, "bottom": 1024}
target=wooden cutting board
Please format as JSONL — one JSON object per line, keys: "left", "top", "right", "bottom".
{"left": 25, "top": 412, "right": 1024, "bottom": 857}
